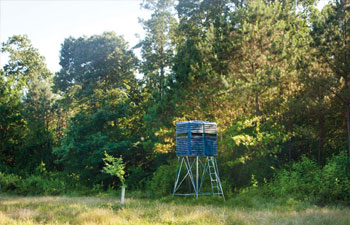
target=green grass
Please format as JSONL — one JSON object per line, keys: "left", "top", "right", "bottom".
{"left": 0, "top": 192, "right": 350, "bottom": 225}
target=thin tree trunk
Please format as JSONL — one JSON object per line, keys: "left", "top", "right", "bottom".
{"left": 287, "top": 118, "right": 292, "bottom": 169}
{"left": 288, "top": 139, "right": 292, "bottom": 169}
{"left": 255, "top": 92, "right": 261, "bottom": 116}
{"left": 160, "top": 65, "right": 164, "bottom": 100}
{"left": 318, "top": 114, "right": 325, "bottom": 166}
{"left": 160, "top": 46, "right": 165, "bottom": 100}
{"left": 347, "top": 103, "right": 350, "bottom": 165}
{"left": 121, "top": 186, "right": 125, "bottom": 206}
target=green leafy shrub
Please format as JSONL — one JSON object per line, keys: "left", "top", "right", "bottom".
{"left": 0, "top": 172, "right": 22, "bottom": 192}
{"left": 268, "top": 152, "right": 350, "bottom": 203}
{"left": 0, "top": 170, "right": 83, "bottom": 195}
{"left": 268, "top": 156, "right": 321, "bottom": 200}
{"left": 21, "top": 174, "right": 67, "bottom": 195}
{"left": 147, "top": 160, "right": 177, "bottom": 197}
{"left": 288, "top": 156, "right": 318, "bottom": 199}
{"left": 126, "top": 166, "right": 151, "bottom": 190}
{"left": 318, "top": 151, "right": 350, "bottom": 202}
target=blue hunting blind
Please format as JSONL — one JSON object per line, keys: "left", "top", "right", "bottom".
{"left": 176, "top": 121, "right": 217, "bottom": 156}
{"left": 173, "top": 121, "right": 224, "bottom": 200}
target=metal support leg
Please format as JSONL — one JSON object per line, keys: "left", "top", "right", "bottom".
{"left": 198, "top": 157, "right": 207, "bottom": 193}
{"left": 196, "top": 156, "right": 199, "bottom": 199}
{"left": 173, "top": 157, "right": 183, "bottom": 196}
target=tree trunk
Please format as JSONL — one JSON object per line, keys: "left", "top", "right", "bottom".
{"left": 318, "top": 114, "right": 325, "bottom": 166}
{"left": 287, "top": 120, "right": 292, "bottom": 169}
{"left": 288, "top": 139, "right": 292, "bottom": 169}
{"left": 160, "top": 46, "right": 165, "bottom": 100}
{"left": 347, "top": 103, "right": 350, "bottom": 165}
{"left": 120, "top": 186, "right": 125, "bottom": 206}
{"left": 160, "top": 65, "right": 164, "bottom": 100}
{"left": 255, "top": 92, "right": 261, "bottom": 116}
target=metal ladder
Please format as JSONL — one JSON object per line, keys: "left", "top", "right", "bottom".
{"left": 207, "top": 156, "right": 225, "bottom": 200}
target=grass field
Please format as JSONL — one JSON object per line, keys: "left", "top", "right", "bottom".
{"left": 0, "top": 192, "right": 350, "bottom": 225}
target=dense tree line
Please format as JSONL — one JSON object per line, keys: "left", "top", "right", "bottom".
{"left": 0, "top": 0, "right": 349, "bottom": 196}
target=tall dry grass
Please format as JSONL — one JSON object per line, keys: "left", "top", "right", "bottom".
{"left": 0, "top": 194, "right": 350, "bottom": 225}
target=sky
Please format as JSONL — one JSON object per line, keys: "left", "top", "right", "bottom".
{"left": 0, "top": 0, "right": 150, "bottom": 73}
{"left": 0, "top": 0, "right": 329, "bottom": 74}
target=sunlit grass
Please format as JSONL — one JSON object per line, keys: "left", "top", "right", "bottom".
{"left": 0, "top": 194, "right": 350, "bottom": 225}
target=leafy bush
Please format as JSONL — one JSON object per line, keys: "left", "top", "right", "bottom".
{"left": 270, "top": 156, "right": 321, "bottom": 201}
{"left": 0, "top": 172, "right": 22, "bottom": 192}
{"left": 0, "top": 170, "right": 87, "bottom": 196}
{"left": 318, "top": 151, "right": 350, "bottom": 202}
{"left": 268, "top": 152, "right": 350, "bottom": 203}
{"left": 21, "top": 174, "right": 68, "bottom": 195}
{"left": 147, "top": 160, "right": 177, "bottom": 197}
{"left": 126, "top": 166, "right": 151, "bottom": 190}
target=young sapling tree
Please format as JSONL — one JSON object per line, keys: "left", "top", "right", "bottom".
{"left": 102, "top": 152, "right": 126, "bottom": 205}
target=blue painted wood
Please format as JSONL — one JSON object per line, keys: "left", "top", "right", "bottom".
{"left": 176, "top": 121, "right": 217, "bottom": 156}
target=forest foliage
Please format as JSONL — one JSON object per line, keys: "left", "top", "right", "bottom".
{"left": 1, "top": 0, "right": 350, "bottom": 202}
